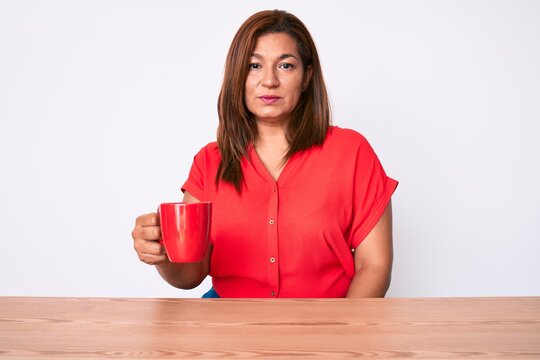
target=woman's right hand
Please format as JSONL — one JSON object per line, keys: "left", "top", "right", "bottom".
{"left": 131, "top": 212, "right": 168, "bottom": 266}
{"left": 131, "top": 192, "right": 210, "bottom": 289}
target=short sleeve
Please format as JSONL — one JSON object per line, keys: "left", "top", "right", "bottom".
{"left": 181, "top": 147, "right": 207, "bottom": 201}
{"left": 348, "top": 137, "right": 398, "bottom": 249}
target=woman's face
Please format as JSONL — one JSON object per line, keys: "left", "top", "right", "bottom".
{"left": 244, "top": 33, "right": 312, "bottom": 126}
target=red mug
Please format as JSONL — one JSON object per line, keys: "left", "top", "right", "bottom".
{"left": 158, "top": 202, "right": 212, "bottom": 263}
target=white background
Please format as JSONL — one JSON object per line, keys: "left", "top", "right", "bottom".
{"left": 1, "top": 0, "right": 539, "bottom": 298}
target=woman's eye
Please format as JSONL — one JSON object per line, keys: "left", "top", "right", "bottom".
{"left": 280, "top": 63, "right": 294, "bottom": 70}
{"left": 249, "top": 63, "right": 261, "bottom": 70}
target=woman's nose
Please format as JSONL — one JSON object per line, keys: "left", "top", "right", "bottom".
{"left": 261, "top": 68, "right": 279, "bottom": 88}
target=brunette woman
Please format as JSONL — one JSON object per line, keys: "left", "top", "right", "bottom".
{"left": 132, "top": 10, "right": 398, "bottom": 298}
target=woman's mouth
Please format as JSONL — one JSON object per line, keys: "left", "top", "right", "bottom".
{"left": 259, "top": 96, "right": 281, "bottom": 104}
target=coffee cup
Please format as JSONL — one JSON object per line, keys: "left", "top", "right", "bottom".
{"left": 158, "top": 202, "right": 212, "bottom": 263}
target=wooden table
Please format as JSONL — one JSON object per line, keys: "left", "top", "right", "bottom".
{"left": 1, "top": 297, "right": 539, "bottom": 359}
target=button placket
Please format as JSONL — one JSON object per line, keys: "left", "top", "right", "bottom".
{"left": 267, "top": 184, "right": 280, "bottom": 297}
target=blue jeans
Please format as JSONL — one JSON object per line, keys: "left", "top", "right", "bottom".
{"left": 202, "top": 287, "right": 220, "bottom": 298}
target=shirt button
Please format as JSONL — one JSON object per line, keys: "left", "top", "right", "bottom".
{"left": 273, "top": 187, "right": 277, "bottom": 192}
{"left": 269, "top": 257, "right": 276, "bottom": 263}
{"left": 270, "top": 291, "right": 275, "bottom": 297}
{"left": 269, "top": 218, "right": 275, "bottom": 225}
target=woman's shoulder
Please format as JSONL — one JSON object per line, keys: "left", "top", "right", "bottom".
{"left": 200, "top": 141, "right": 219, "bottom": 152}
{"left": 193, "top": 141, "right": 221, "bottom": 161}
{"left": 325, "top": 125, "right": 370, "bottom": 148}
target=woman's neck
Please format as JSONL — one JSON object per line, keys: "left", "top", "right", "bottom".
{"left": 254, "top": 121, "right": 289, "bottom": 181}
{"left": 255, "top": 121, "right": 288, "bottom": 152}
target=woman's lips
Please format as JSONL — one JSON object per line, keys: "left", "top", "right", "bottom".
{"left": 259, "top": 96, "right": 281, "bottom": 104}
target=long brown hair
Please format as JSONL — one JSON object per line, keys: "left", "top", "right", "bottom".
{"left": 216, "top": 10, "right": 331, "bottom": 192}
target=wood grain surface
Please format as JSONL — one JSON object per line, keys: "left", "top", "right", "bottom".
{"left": 1, "top": 297, "right": 539, "bottom": 359}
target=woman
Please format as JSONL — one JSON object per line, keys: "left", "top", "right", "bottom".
{"left": 132, "top": 10, "right": 398, "bottom": 298}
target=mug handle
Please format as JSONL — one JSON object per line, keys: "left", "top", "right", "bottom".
{"left": 156, "top": 205, "right": 164, "bottom": 245}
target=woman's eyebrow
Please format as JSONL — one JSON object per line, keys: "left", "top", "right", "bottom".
{"left": 279, "top": 53, "right": 297, "bottom": 60}
{"left": 251, "top": 53, "right": 298, "bottom": 60}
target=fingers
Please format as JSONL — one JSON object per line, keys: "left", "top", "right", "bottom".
{"left": 135, "top": 212, "right": 160, "bottom": 227}
{"left": 132, "top": 225, "right": 161, "bottom": 241}
{"left": 134, "top": 238, "right": 165, "bottom": 255}
{"left": 135, "top": 240, "right": 168, "bottom": 266}
{"left": 132, "top": 212, "right": 166, "bottom": 266}
{"left": 140, "top": 255, "right": 168, "bottom": 266}
{"left": 132, "top": 213, "right": 161, "bottom": 242}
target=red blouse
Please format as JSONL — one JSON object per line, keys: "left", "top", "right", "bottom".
{"left": 181, "top": 126, "right": 398, "bottom": 298}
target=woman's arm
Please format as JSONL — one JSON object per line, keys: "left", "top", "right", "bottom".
{"left": 346, "top": 201, "right": 393, "bottom": 298}
{"left": 155, "top": 246, "right": 212, "bottom": 289}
